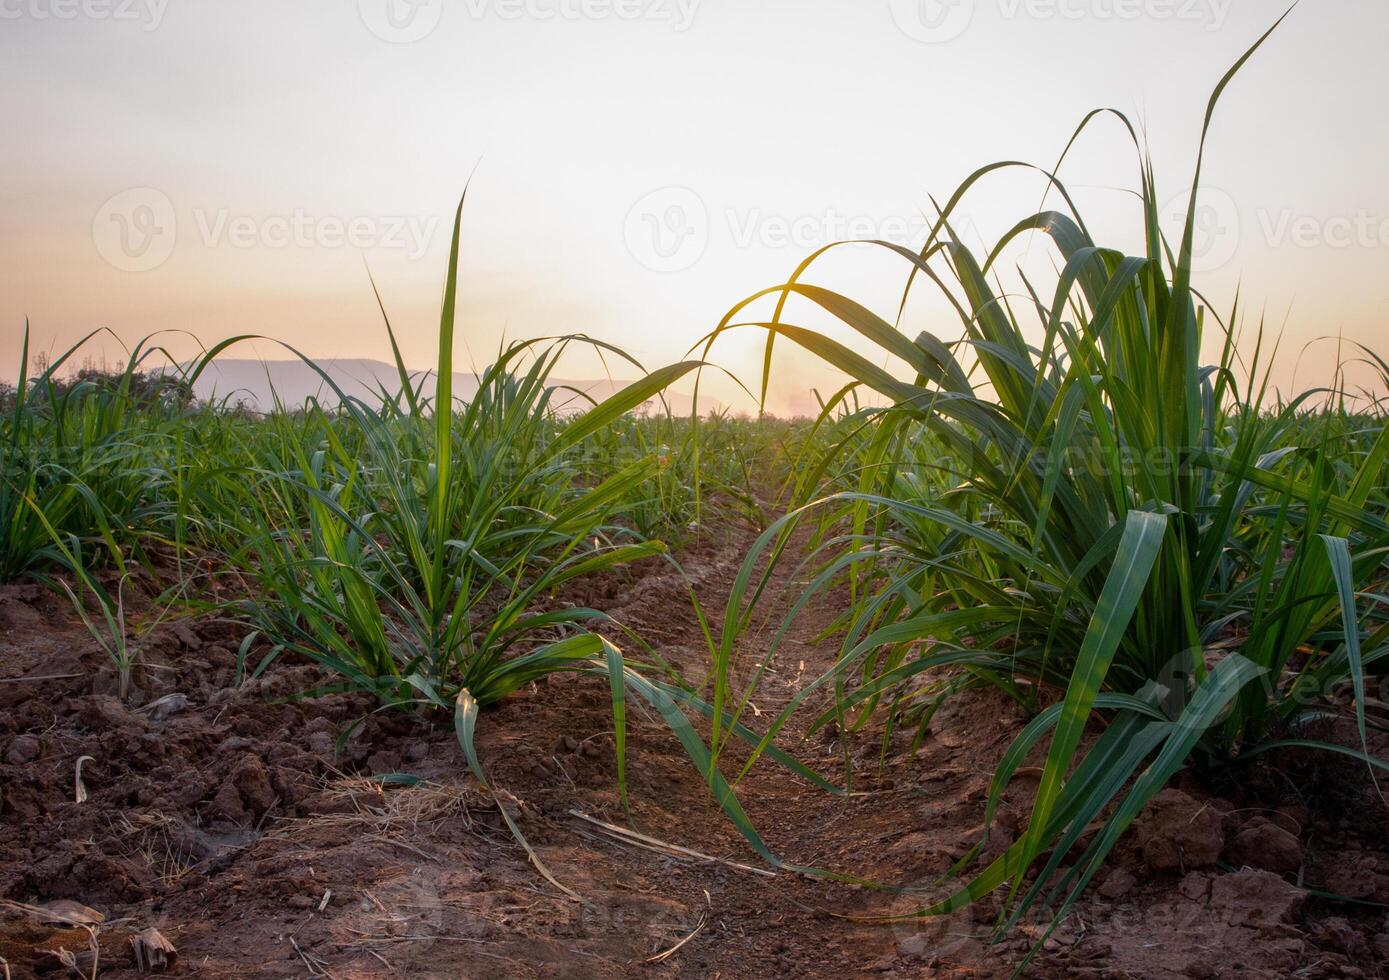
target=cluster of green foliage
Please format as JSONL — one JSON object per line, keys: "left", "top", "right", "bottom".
{"left": 702, "top": 12, "right": 1387, "bottom": 953}
{"left": 6, "top": 14, "right": 1385, "bottom": 958}
{"left": 3, "top": 206, "right": 797, "bottom": 889}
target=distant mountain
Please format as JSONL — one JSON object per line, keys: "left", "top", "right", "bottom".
{"left": 178, "top": 358, "right": 718, "bottom": 416}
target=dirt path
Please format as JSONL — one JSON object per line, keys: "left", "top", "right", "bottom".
{"left": 1, "top": 513, "right": 1387, "bottom": 977}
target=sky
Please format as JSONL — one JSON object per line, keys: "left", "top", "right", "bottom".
{"left": 2, "top": 0, "right": 1386, "bottom": 415}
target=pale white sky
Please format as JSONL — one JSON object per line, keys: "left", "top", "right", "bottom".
{"left": 2, "top": 0, "right": 1385, "bottom": 414}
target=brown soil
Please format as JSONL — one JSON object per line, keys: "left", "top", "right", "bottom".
{"left": 1, "top": 517, "right": 1387, "bottom": 978}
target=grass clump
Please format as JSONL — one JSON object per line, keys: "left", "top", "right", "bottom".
{"left": 6, "top": 197, "right": 800, "bottom": 895}
{"left": 703, "top": 10, "right": 1387, "bottom": 946}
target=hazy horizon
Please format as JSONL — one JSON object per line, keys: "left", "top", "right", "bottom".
{"left": 4, "top": 0, "right": 1387, "bottom": 414}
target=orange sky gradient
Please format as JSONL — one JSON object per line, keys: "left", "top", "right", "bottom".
{"left": 3, "top": 0, "right": 1386, "bottom": 415}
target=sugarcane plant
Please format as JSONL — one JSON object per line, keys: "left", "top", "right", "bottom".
{"left": 700, "top": 7, "right": 1388, "bottom": 952}
{"left": 174, "top": 193, "right": 824, "bottom": 894}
